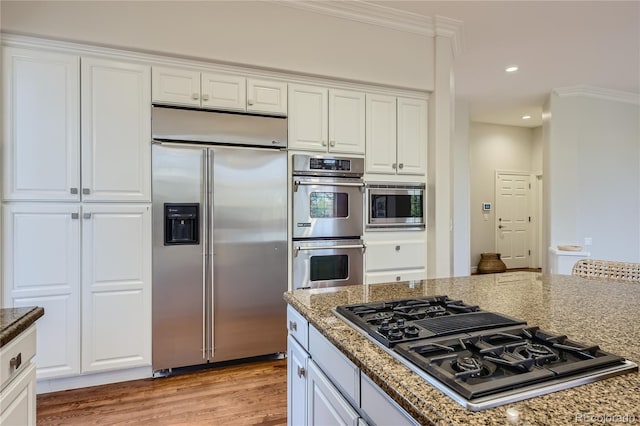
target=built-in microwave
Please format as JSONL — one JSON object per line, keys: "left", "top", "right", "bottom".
{"left": 366, "top": 183, "right": 425, "bottom": 229}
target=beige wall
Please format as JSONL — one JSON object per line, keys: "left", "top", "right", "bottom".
{"left": 469, "top": 122, "right": 533, "bottom": 270}
{"left": 0, "top": 1, "right": 434, "bottom": 91}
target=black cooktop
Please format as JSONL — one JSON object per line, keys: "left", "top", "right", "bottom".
{"left": 333, "top": 295, "right": 638, "bottom": 410}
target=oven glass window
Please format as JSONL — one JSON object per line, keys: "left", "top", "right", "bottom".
{"left": 310, "top": 192, "right": 349, "bottom": 218}
{"left": 310, "top": 255, "right": 349, "bottom": 281}
{"left": 371, "top": 194, "right": 423, "bottom": 218}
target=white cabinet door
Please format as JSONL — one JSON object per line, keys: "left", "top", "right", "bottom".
{"left": 360, "top": 373, "right": 419, "bottom": 426}
{"left": 81, "top": 58, "right": 151, "bottom": 202}
{"left": 151, "top": 66, "right": 200, "bottom": 107}
{"left": 365, "top": 94, "right": 397, "bottom": 174}
{"left": 329, "top": 89, "right": 365, "bottom": 155}
{"left": 288, "top": 84, "right": 328, "bottom": 152}
{"left": 81, "top": 204, "right": 151, "bottom": 372}
{"left": 2, "top": 47, "right": 80, "bottom": 201}
{"left": 287, "top": 336, "right": 309, "bottom": 426}
{"left": 397, "top": 98, "right": 427, "bottom": 175}
{"left": 201, "top": 72, "right": 246, "bottom": 112}
{"left": 247, "top": 78, "right": 287, "bottom": 116}
{"left": 307, "top": 360, "right": 359, "bottom": 426}
{"left": 0, "top": 363, "right": 36, "bottom": 426}
{"left": 2, "top": 204, "right": 81, "bottom": 379}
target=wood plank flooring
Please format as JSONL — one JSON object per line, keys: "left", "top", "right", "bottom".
{"left": 36, "top": 358, "right": 287, "bottom": 425}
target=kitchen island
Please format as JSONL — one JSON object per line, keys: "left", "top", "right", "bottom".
{"left": 284, "top": 272, "right": 640, "bottom": 425}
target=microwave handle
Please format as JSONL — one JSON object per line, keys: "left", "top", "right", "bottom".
{"left": 294, "top": 244, "right": 366, "bottom": 256}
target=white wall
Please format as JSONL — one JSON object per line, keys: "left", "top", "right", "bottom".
{"left": 469, "top": 122, "right": 533, "bottom": 270}
{"left": 0, "top": 1, "right": 434, "bottom": 91}
{"left": 452, "top": 99, "right": 470, "bottom": 276}
{"left": 545, "top": 90, "right": 640, "bottom": 263}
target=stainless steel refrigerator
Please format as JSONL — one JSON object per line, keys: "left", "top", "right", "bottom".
{"left": 151, "top": 106, "right": 288, "bottom": 373}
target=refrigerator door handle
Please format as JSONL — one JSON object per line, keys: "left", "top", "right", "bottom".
{"left": 202, "top": 149, "right": 209, "bottom": 361}
{"left": 207, "top": 149, "right": 215, "bottom": 360}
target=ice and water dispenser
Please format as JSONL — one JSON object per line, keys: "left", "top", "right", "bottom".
{"left": 164, "top": 203, "right": 199, "bottom": 245}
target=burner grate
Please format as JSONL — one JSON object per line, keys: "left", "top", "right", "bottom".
{"left": 414, "top": 312, "right": 525, "bottom": 337}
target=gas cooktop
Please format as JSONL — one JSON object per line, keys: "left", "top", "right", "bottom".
{"left": 333, "top": 296, "right": 638, "bottom": 411}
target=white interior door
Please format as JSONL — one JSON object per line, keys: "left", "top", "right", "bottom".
{"left": 495, "top": 172, "right": 530, "bottom": 269}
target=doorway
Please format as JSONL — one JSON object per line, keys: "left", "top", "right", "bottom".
{"left": 495, "top": 172, "right": 531, "bottom": 269}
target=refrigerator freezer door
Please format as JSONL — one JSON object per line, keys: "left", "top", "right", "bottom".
{"left": 152, "top": 144, "right": 207, "bottom": 371}
{"left": 210, "top": 145, "right": 288, "bottom": 361}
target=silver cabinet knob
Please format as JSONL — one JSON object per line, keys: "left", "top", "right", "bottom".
{"left": 395, "top": 245, "right": 401, "bottom": 251}
{"left": 202, "top": 94, "right": 210, "bottom": 101}
{"left": 398, "top": 163, "right": 404, "bottom": 169}
{"left": 248, "top": 99, "right": 254, "bottom": 106}
{"left": 289, "top": 320, "right": 297, "bottom": 332}
{"left": 392, "top": 163, "right": 397, "bottom": 169}
{"left": 329, "top": 140, "right": 336, "bottom": 147}
{"left": 70, "top": 187, "right": 78, "bottom": 195}
{"left": 71, "top": 213, "right": 79, "bottom": 219}
{"left": 83, "top": 213, "right": 92, "bottom": 219}
{"left": 321, "top": 140, "right": 327, "bottom": 147}
{"left": 82, "top": 188, "right": 90, "bottom": 195}
{"left": 396, "top": 276, "right": 401, "bottom": 281}
{"left": 297, "top": 365, "right": 306, "bottom": 378}
{"left": 192, "top": 93, "right": 199, "bottom": 100}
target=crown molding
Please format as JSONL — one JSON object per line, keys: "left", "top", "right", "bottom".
{"left": 434, "top": 15, "right": 464, "bottom": 58}
{"left": 553, "top": 85, "right": 640, "bottom": 105}
{"left": 276, "top": 0, "right": 434, "bottom": 36}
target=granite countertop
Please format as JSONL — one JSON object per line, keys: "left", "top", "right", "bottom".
{"left": 284, "top": 272, "right": 640, "bottom": 425}
{"left": 0, "top": 306, "right": 44, "bottom": 347}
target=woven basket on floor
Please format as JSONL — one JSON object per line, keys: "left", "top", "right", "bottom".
{"left": 571, "top": 259, "right": 640, "bottom": 283}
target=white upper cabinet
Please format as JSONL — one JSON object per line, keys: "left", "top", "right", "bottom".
{"left": 201, "top": 72, "right": 246, "bottom": 111}
{"left": 151, "top": 66, "right": 201, "bottom": 107}
{"left": 152, "top": 66, "right": 287, "bottom": 115}
{"left": 247, "top": 78, "right": 288, "bottom": 115}
{"left": 81, "top": 57, "right": 151, "bottom": 202}
{"left": 289, "top": 84, "right": 365, "bottom": 155}
{"left": 2, "top": 47, "right": 80, "bottom": 201}
{"left": 366, "top": 95, "right": 427, "bottom": 176}
{"left": 365, "top": 94, "right": 397, "bottom": 173}
{"left": 397, "top": 97, "right": 427, "bottom": 175}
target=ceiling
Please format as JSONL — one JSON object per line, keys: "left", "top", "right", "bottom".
{"left": 370, "top": 1, "right": 640, "bottom": 127}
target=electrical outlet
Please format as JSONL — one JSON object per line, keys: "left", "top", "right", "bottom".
{"left": 584, "top": 237, "right": 593, "bottom": 246}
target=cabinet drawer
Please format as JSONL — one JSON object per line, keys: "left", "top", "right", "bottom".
{"left": 309, "top": 325, "right": 359, "bottom": 405}
{"left": 360, "top": 373, "right": 419, "bottom": 426}
{"left": 366, "top": 240, "right": 426, "bottom": 272}
{"left": 287, "top": 305, "right": 309, "bottom": 350}
{"left": 0, "top": 325, "right": 36, "bottom": 390}
{"left": 366, "top": 269, "right": 426, "bottom": 285}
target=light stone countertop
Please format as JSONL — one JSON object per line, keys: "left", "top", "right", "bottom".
{"left": 284, "top": 272, "right": 640, "bottom": 425}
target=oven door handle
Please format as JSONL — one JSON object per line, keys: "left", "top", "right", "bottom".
{"left": 294, "top": 243, "right": 366, "bottom": 256}
{"left": 293, "top": 180, "right": 365, "bottom": 192}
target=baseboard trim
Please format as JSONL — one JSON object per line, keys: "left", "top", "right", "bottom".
{"left": 36, "top": 366, "right": 152, "bottom": 394}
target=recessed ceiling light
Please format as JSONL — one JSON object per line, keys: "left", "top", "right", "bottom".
{"left": 505, "top": 65, "right": 519, "bottom": 73}
{"left": 522, "top": 115, "right": 531, "bottom": 120}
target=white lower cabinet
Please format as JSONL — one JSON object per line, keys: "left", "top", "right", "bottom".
{"left": 287, "top": 305, "right": 417, "bottom": 426}
{"left": 2, "top": 203, "right": 151, "bottom": 380}
{"left": 364, "top": 237, "right": 427, "bottom": 285}
{"left": 307, "top": 360, "right": 360, "bottom": 426}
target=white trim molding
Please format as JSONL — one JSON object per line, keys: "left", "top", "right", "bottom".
{"left": 434, "top": 16, "right": 465, "bottom": 58}
{"left": 278, "top": 0, "right": 435, "bottom": 36}
{"left": 553, "top": 85, "right": 640, "bottom": 105}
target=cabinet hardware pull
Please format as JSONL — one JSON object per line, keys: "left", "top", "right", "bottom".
{"left": 202, "top": 94, "right": 210, "bottom": 101}
{"left": 395, "top": 245, "right": 401, "bottom": 251}
{"left": 83, "top": 213, "right": 92, "bottom": 219}
{"left": 321, "top": 140, "right": 327, "bottom": 147}
{"left": 329, "top": 140, "right": 336, "bottom": 147}
{"left": 82, "top": 188, "right": 90, "bottom": 195}
{"left": 70, "top": 187, "right": 78, "bottom": 194}
{"left": 398, "top": 163, "right": 404, "bottom": 169}
{"left": 9, "top": 352, "right": 22, "bottom": 370}
{"left": 396, "top": 276, "right": 401, "bottom": 281}
{"left": 192, "top": 93, "right": 199, "bottom": 100}
{"left": 71, "top": 213, "right": 79, "bottom": 219}
{"left": 248, "top": 99, "right": 254, "bottom": 106}
{"left": 297, "top": 366, "right": 306, "bottom": 378}
{"left": 392, "top": 163, "right": 397, "bottom": 169}
{"left": 289, "top": 320, "right": 297, "bottom": 331}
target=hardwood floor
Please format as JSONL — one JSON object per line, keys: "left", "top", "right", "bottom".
{"left": 37, "top": 358, "right": 287, "bottom": 425}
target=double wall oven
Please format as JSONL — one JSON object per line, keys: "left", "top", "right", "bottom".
{"left": 292, "top": 155, "right": 365, "bottom": 289}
